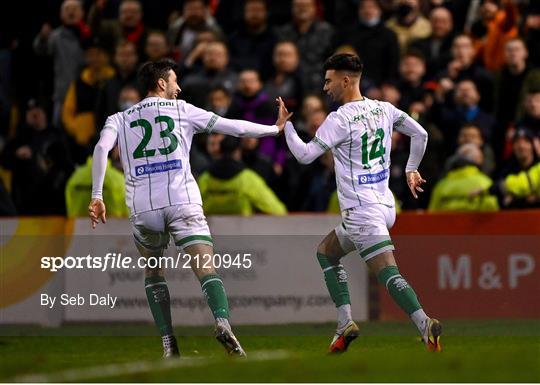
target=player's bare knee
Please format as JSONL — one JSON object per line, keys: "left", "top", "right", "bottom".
{"left": 184, "top": 243, "right": 217, "bottom": 279}
{"left": 366, "top": 250, "right": 397, "bottom": 274}
{"left": 317, "top": 231, "right": 345, "bottom": 262}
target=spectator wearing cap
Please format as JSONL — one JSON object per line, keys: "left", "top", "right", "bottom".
{"left": 499, "top": 129, "right": 538, "bottom": 179}
{"left": 89, "top": 0, "right": 148, "bottom": 58}
{"left": 336, "top": 0, "right": 400, "bottom": 86}
{"left": 95, "top": 40, "right": 139, "bottom": 128}
{"left": 428, "top": 143, "right": 499, "bottom": 212}
{"left": 495, "top": 38, "right": 540, "bottom": 132}
{"left": 410, "top": 6, "right": 455, "bottom": 79}
{"left": 181, "top": 41, "right": 238, "bottom": 108}
{"left": 504, "top": 90, "right": 540, "bottom": 158}
{"left": 386, "top": 0, "right": 432, "bottom": 54}
{"left": 228, "top": 0, "right": 277, "bottom": 80}
{"left": 33, "top": 0, "right": 89, "bottom": 126}
{"left": 471, "top": 0, "right": 519, "bottom": 72}
{"left": 168, "top": 0, "right": 222, "bottom": 64}
{"left": 197, "top": 136, "right": 287, "bottom": 216}
{"left": 62, "top": 38, "right": 115, "bottom": 164}
{"left": 0, "top": 100, "right": 73, "bottom": 215}
{"left": 277, "top": 0, "right": 335, "bottom": 93}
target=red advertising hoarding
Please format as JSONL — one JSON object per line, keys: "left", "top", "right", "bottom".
{"left": 380, "top": 211, "right": 540, "bottom": 319}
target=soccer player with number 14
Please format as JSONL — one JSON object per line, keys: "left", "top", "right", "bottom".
{"left": 281, "top": 53, "right": 442, "bottom": 353}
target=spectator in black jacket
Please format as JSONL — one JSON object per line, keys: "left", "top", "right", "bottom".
{"left": 397, "top": 50, "right": 427, "bottom": 111}
{"left": 144, "top": 30, "right": 171, "bottom": 62}
{"left": 438, "top": 34, "right": 494, "bottom": 112}
{"left": 95, "top": 40, "right": 139, "bottom": 128}
{"left": 435, "top": 79, "right": 497, "bottom": 156}
{"left": 0, "top": 100, "right": 73, "bottom": 215}
{"left": 264, "top": 41, "right": 303, "bottom": 115}
{"left": 276, "top": 0, "right": 335, "bottom": 93}
{"left": 228, "top": 0, "right": 276, "bottom": 80}
{"left": 336, "top": 0, "right": 400, "bottom": 86}
{"left": 181, "top": 41, "right": 238, "bottom": 108}
{"left": 499, "top": 129, "right": 538, "bottom": 179}
{"left": 410, "top": 6, "right": 455, "bottom": 79}
{"left": 495, "top": 38, "right": 540, "bottom": 131}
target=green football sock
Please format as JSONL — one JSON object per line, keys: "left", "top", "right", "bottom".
{"left": 145, "top": 276, "right": 173, "bottom": 336}
{"left": 317, "top": 252, "right": 351, "bottom": 307}
{"left": 377, "top": 265, "right": 422, "bottom": 315}
{"left": 200, "top": 274, "right": 230, "bottom": 319}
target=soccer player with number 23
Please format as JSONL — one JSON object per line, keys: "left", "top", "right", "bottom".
{"left": 89, "top": 59, "right": 292, "bottom": 358}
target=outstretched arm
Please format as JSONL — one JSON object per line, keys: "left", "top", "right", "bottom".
{"left": 284, "top": 98, "right": 347, "bottom": 164}
{"left": 284, "top": 121, "right": 326, "bottom": 165}
{"left": 211, "top": 117, "right": 279, "bottom": 137}
{"left": 394, "top": 113, "right": 428, "bottom": 198}
{"left": 89, "top": 126, "right": 117, "bottom": 228}
{"left": 189, "top": 97, "right": 292, "bottom": 137}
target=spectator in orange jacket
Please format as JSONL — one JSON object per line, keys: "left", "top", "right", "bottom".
{"left": 472, "top": 0, "right": 519, "bottom": 71}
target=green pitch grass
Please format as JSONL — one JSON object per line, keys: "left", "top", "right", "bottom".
{"left": 1, "top": 319, "right": 539, "bottom": 382}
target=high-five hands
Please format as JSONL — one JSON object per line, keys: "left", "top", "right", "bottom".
{"left": 406, "top": 170, "right": 426, "bottom": 199}
{"left": 88, "top": 198, "right": 107, "bottom": 229}
{"left": 275, "top": 97, "right": 293, "bottom": 133}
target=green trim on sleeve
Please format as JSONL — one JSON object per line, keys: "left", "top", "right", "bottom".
{"left": 312, "top": 136, "right": 331, "bottom": 151}
{"left": 205, "top": 114, "right": 219, "bottom": 133}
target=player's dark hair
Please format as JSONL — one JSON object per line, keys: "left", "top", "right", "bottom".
{"left": 138, "top": 59, "right": 178, "bottom": 95}
{"left": 323, "top": 54, "right": 363, "bottom": 75}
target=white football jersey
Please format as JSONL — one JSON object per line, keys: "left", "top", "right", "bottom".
{"left": 313, "top": 98, "right": 407, "bottom": 209}
{"left": 103, "top": 97, "right": 224, "bottom": 215}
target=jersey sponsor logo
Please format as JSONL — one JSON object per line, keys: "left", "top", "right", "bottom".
{"left": 135, "top": 159, "right": 182, "bottom": 176}
{"left": 358, "top": 168, "right": 389, "bottom": 185}
{"left": 126, "top": 100, "right": 175, "bottom": 115}
{"left": 350, "top": 108, "right": 384, "bottom": 123}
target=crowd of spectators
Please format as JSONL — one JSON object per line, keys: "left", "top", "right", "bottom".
{"left": 0, "top": 0, "right": 539, "bottom": 216}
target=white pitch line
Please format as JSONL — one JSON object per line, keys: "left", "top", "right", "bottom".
{"left": 10, "top": 350, "right": 290, "bottom": 383}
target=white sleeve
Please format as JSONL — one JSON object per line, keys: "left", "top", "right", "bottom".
{"left": 392, "top": 107, "right": 428, "bottom": 173}
{"left": 186, "top": 103, "right": 279, "bottom": 137}
{"left": 284, "top": 112, "right": 347, "bottom": 165}
{"left": 91, "top": 117, "right": 119, "bottom": 200}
